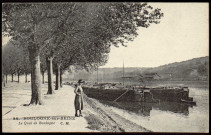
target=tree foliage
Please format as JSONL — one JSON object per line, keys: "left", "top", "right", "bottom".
{"left": 2, "top": 2, "right": 163, "bottom": 104}
{"left": 3, "top": 3, "right": 163, "bottom": 70}
{"left": 2, "top": 41, "right": 30, "bottom": 78}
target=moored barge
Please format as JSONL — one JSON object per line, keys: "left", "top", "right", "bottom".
{"left": 83, "top": 86, "right": 196, "bottom": 105}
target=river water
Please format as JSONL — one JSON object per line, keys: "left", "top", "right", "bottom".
{"left": 98, "top": 81, "right": 209, "bottom": 132}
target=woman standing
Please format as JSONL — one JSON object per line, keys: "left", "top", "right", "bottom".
{"left": 74, "top": 79, "right": 84, "bottom": 117}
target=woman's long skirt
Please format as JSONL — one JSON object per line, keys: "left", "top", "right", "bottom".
{"left": 74, "top": 95, "right": 83, "bottom": 110}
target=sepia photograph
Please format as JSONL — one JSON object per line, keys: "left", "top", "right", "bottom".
{"left": 2, "top": 2, "right": 209, "bottom": 133}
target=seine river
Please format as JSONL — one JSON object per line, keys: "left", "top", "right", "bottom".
{"left": 99, "top": 81, "right": 209, "bottom": 132}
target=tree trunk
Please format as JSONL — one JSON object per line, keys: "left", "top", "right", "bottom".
{"left": 28, "top": 46, "right": 43, "bottom": 105}
{"left": 42, "top": 72, "right": 45, "bottom": 84}
{"left": 12, "top": 74, "right": 14, "bottom": 82}
{"left": 25, "top": 73, "right": 28, "bottom": 83}
{"left": 18, "top": 72, "right": 20, "bottom": 83}
{"left": 3, "top": 75, "right": 6, "bottom": 87}
{"left": 55, "top": 64, "right": 61, "bottom": 90}
{"left": 2, "top": 73, "right": 5, "bottom": 87}
{"left": 55, "top": 69, "right": 58, "bottom": 90}
{"left": 60, "top": 69, "right": 63, "bottom": 88}
{"left": 46, "top": 57, "right": 54, "bottom": 94}
{"left": 6, "top": 74, "right": 7, "bottom": 83}
{"left": 2, "top": 72, "right": 3, "bottom": 84}
{"left": 2, "top": 65, "right": 3, "bottom": 86}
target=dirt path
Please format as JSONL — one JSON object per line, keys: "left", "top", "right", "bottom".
{"left": 2, "top": 83, "right": 98, "bottom": 132}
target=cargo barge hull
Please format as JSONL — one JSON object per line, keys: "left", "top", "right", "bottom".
{"left": 83, "top": 87, "right": 196, "bottom": 105}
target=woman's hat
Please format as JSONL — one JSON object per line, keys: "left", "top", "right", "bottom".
{"left": 78, "top": 79, "right": 84, "bottom": 84}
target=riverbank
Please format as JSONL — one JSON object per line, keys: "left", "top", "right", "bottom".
{"left": 83, "top": 93, "right": 150, "bottom": 132}
{"left": 2, "top": 82, "right": 150, "bottom": 132}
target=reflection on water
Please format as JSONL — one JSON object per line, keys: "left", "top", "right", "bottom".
{"left": 98, "top": 86, "right": 209, "bottom": 132}
{"left": 100, "top": 101, "right": 191, "bottom": 117}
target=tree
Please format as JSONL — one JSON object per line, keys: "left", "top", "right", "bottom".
{"left": 15, "top": 47, "right": 26, "bottom": 83}
{"left": 2, "top": 41, "right": 31, "bottom": 84}
{"left": 2, "top": 3, "right": 163, "bottom": 105}
{"left": 58, "top": 2, "right": 163, "bottom": 70}
{"left": 2, "top": 3, "right": 77, "bottom": 104}
{"left": 197, "top": 62, "right": 208, "bottom": 76}
{"left": 2, "top": 65, "right": 6, "bottom": 87}
{"left": 40, "top": 52, "right": 47, "bottom": 84}
{"left": 22, "top": 51, "right": 31, "bottom": 83}
{"left": 2, "top": 42, "right": 20, "bottom": 82}
{"left": 2, "top": 46, "right": 9, "bottom": 83}
{"left": 38, "top": 3, "right": 80, "bottom": 94}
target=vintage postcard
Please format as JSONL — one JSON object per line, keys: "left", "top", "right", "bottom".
{"left": 2, "top": 2, "right": 209, "bottom": 133}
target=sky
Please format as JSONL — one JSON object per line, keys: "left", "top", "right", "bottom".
{"left": 101, "top": 3, "right": 209, "bottom": 68}
{"left": 2, "top": 3, "right": 209, "bottom": 68}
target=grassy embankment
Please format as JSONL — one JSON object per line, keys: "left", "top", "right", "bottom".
{"left": 83, "top": 93, "right": 151, "bottom": 132}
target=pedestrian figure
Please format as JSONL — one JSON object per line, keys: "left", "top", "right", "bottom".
{"left": 74, "top": 79, "right": 84, "bottom": 117}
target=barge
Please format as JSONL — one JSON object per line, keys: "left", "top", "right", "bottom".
{"left": 83, "top": 86, "right": 196, "bottom": 105}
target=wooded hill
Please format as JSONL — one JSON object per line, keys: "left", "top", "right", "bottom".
{"left": 142, "top": 56, "right": 209, "bottom": 81}
{"left": 70, "top": 56, "right": 209, "bottom": 82}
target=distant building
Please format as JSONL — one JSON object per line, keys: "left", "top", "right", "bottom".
{"left": 139, "top": 73, "right": 161, "bottom": 80}
{"left": 91, "top": 83, "right": 120, "bottom": 89}
{"left": 101, "top": 83, "right": 118, "bottom": 89}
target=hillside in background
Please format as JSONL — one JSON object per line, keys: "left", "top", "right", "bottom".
{"left": 65, "top": 56, "right": 209, "bottom": 82}
{"left": 143, "top": 56, "right": 209, "bottom": 81}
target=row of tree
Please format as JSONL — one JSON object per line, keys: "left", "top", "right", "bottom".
{"left": 2, "top": 3, "right": 163, "bottom": 105}
{"left": 2, "top": 40, "right": 74, "bottom": 89}
{"left": 2, "top": 42, "right": 30, "bottom": 84}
